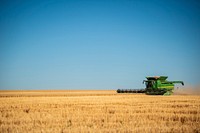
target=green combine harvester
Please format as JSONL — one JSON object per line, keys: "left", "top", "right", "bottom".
{"left": 117, "top": 76, "right": 184, "bottom": 95}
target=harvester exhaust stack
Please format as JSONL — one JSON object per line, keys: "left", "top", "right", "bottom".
{"left": 117, "top": 76, "right": 184, "bottom": 95}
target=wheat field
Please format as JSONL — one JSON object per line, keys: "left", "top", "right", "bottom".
{"left": 0, "top": 90, "right": 199, "bottom": 133}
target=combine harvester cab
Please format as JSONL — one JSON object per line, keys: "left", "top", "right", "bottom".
{"left": 117, "top": 76, "right": 184, "bottom": 95}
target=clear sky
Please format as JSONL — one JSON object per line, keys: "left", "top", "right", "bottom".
{"left": 0, "top": 0, "right": 200, "bottom": 90}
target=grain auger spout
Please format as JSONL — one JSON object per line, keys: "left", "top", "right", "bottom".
{"left": 117, "top": 76, "right": 184, "bottom": 95}
{"left": 168, "top": 81, "right": 184, "bottom": 86}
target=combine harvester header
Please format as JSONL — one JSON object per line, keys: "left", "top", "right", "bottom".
{"left": 117, "top": 76, "right": 184, "bottom": 95}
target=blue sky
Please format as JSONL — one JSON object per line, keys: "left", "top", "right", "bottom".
{"left": 0, "top": 0, "right": 200, "bottom": 90}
